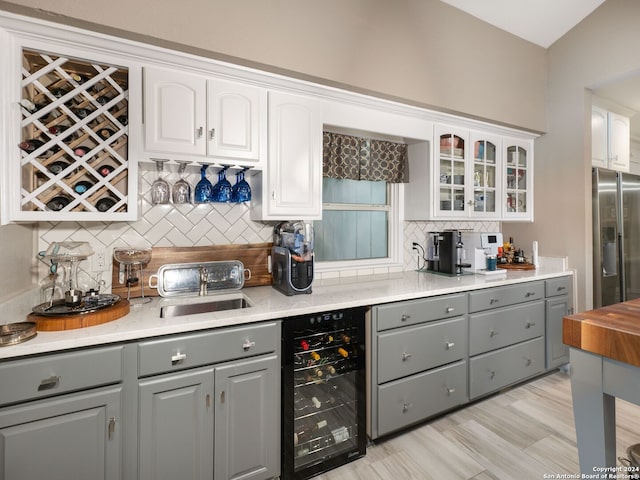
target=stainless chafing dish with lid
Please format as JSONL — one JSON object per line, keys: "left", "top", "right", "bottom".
{"left": 148, "top": 260, "right": 251, "bottom": 297}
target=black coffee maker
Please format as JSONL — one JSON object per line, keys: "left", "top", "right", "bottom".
{"left": 271, "top": 221, "right": 314, "bottom": 295}
{"left": 426, "top": 230, "right": 471, "bottom": 275}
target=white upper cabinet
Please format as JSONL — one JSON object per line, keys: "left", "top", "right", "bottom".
{"left": 592, "top": 105, "right": 630, "bottom": 172}
{"left": 502, "top": 137, "right": 533, "bottom": 221}
{"left": 143, "top": 67, "right": 206, "bottom": 156}
{"left": 143, "top": 67, "right": 265, "bottom": 167}
{"left": 405, "top": 124, "right": 534, "bottom": 222}
{"left": 251, "top": 90, "right": 322, "bottom": 221}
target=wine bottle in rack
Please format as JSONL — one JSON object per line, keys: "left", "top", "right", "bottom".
{"left": 340, "top": 333, "right": 351, "bottom": 343}
{"left": 48, "top": 125, "right": 69, "bottom": 135}
{"left": 96, "top": 197, "right": 116, "bottom": 212}
{"left": 46, "top": 195, "right": 71, "bottom": 211}
{"left": 337, "top": 347, "right": 349, "bottom": 358}
{"left": 72, "top": 108, "right": 91, "bottom": 119}
{"left": 97, "top": 164, "right": 115, "bottom": 177}
{"left": 294, "top": 419, "right": 329, "bottom": 446}
{"left": 98, "top": 128, "right": 115, "bottom": 140}
{"left": 73, "top": 180, "right": 94, "bottom": 194}
{"left": 70, "top": 73, "right": 89, "bottom": 84}
{"left": 18, "top": 139, "right": 44, "bottom": 153}
{"left": 117, "top": 115, "right": 128, "bottom": 126}
{"left": 74, "top": 146, "right": 91, "bottom": 157}
{"left": 50, "top": 88, "right": 68, "bottom": 99}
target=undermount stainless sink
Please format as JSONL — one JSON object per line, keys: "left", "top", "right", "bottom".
{"left": 160, "top": 295, "right": 252, "bottom": 318}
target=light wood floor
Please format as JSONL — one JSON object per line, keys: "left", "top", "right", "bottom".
{"left": 315, "top": 370, "right": 640, "bottom": 480}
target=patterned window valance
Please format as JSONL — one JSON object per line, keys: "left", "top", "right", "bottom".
{"left": 322, "top": 131, "right": 409, "bottom": 183}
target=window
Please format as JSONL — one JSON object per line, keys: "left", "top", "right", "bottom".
{"left": 315, "top": 130, "right": 407, "bottom": 271}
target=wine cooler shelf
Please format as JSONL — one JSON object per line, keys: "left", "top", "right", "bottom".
{"left": 19, "top": 48, "right": 130, "bottom": 215}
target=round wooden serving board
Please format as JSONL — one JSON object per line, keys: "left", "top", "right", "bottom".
{"left": 27, "top": 299, "right": 130, "bottom": 331}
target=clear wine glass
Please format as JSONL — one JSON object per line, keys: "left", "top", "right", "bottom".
{"left": 231, "top": 168, "right": 251, "bottom": 203}
{"left": 172, "top": 160, "right": 192, "bottom": 204}
{"left": 194, "top": 164, "right": 213, "bottom": 203}
{"left": 212, "top": 166, "right": 232, "bottom": 202}
{"left": 150, "top": 158, "right": 170, "bottom": 205}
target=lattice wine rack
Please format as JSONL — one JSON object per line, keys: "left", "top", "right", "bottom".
{"left": 19, "top": 48, "right": 129, "bottom": 215}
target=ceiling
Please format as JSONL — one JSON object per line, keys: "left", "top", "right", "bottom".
{"left": 439, "top": 0, "right": 606, "bottom": 48}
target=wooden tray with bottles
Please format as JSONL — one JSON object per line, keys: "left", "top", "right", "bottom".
{"left": 497, "top": 263, "right": 536, "bottom": 270}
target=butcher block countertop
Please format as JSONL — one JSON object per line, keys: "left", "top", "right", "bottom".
{"left": 563, "top": 299, "right": 640, "bottom": 367}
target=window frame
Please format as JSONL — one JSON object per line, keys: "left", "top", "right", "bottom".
{"left": 314, "top": 183, "right": 404, "bottom": 275}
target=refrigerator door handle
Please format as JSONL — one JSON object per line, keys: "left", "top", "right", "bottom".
{"left": 619, "top": 231, "right": 626, "bottom": 302}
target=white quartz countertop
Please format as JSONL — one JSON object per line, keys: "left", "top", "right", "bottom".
{"left": 0, "top": 263, "right": 573, "bottom": 360}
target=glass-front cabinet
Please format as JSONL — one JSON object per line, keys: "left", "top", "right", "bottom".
{"left": 1, "top": 35, "right": 141, "bottom": 224}
{"left": 503, "top": 138, "right": 533, "bottom": 220}
{"left": 433, "top": 126, "right": 504, "bottom": 219}
{"left": 470, "top": 132, "right": 500, "bottom": 218}
{"left": 435, "top": 125, "right": 468, "bottom": 218}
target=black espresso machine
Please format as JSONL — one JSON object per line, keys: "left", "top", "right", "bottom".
{"left": 272, "top": 221, "right": 314, "bottom": 295}
{"left": 426, "top": 229, "right": 471, "bottom": 275}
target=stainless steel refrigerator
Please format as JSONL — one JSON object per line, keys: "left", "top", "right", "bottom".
{"left": 593, "top": 167, "right": 640, "bottom": 307}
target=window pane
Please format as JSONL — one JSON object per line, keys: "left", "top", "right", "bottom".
{"left": 315, "top": 210, "right": 388, "bottom": 261}
{"left": 322, "top": 178, "right": 387, "bottom": 204}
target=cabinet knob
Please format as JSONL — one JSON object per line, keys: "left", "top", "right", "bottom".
{"left": 557, "top": 286, "right": 566, "bottom": 291}
{"left": 525, "top": 291, "right": 536, "bottom": 297}
{"left": 209, "top": 128, "right": 215, "bottom": 140}
{"left": 525, "top": 358, "right": 532, "bottom": 367}
{"left": 401, "top": 313, "right": 411, "bottom": 321}
{"left": 490, "top": 298, "right": 499, "bottom": 304}
{"left": 489, "top": 330, "right": 498, "bottom": 338}
{"left": 446, "top": 341, "right": 455, "bottom": 350}
{"left": 402, "top": 402, "right": 412, "bottom": 412}
{"left": 402, "top": 352, "right": 413, "bottom": 361}
{"left": 171, "top": 352, "right": 187, "bottom": 365}
{"left": 38, "top": 375, "right": 61, "bottom": 391}
{"left": 197, "top": 126, "right": 204, "bottom": 138}
{"left": 243, "top": 340, "right": 256, "bottom": 350}
{"left": 490, "top": 370, "right": 496, "bottom": 379}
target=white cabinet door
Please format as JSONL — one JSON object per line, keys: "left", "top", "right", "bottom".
{"left": 592, "top": 106, "right": 608, "bottom": 168}
{"left": 468, "top": 131, "right": 501, "bottom": 219}
{"left": 502, "top": 137, "right": 533, "bottom": 221}
{"left": 207, "top": 79, "right": 265, "bottom": 164}
{"left": 143, "top": 67, "right": 207, "bottom": 155}
{"left": 609, "top": 112, "right": 630, "bottom": 172}
{"left": 433, "top": 125, "right": 469, "bottom": 219}
{"left": 253, "top": 90, "right": 322, "bottom": 220}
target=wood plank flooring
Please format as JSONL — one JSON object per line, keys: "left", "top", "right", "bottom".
{"left": 314, "top": 371, "right": 640, "bottom": 480}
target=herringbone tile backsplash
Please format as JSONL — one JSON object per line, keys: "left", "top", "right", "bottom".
{"left": 37, "top": 170, "right": 500, "bottom": 290}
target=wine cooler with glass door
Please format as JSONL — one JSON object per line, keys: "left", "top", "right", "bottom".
{"left": 282, "top": 307, "right": 367, "bottom": 480}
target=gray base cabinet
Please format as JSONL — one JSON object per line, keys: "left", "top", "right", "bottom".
{"left": 0, "top": 345, "right": 123, "bottom": 480}
{"left": 369, "top": 275, "right": 573, "bottom": 439}
{"left": 214, "top": 354, "right": 280, "bottom": 480}
{"left": 139, "top": 368, "right": 215, "bottom": 480}
{"left": 137, "top": 321, "right": 281, "bottom": 480}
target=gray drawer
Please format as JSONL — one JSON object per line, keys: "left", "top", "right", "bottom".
{"left": 469, "top": 300, "right": 544, "bottom": 356}
{"left": 376, "top": 294, "right": 467, "bottom": 331}
{"left": 469, "top": 281, "right": 544, "bottom": 313}
{"left": 138, "top": 321, "right": 279, "bottom": 377}
{"left": 377, "top": 360, "right": 467, "bottom": 437}
{"left": 469, "top": 337, "right": 544, "bottom": 399}
{"left": 545, "top": 276, "right": 571, "bottom": 297}
{"left": 377, "top": 317, "right": 466, "bottom": 384}
{"left": 0, "top": 346, "right": 123, "bottom": 406}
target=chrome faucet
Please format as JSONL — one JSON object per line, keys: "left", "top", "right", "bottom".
{"left": 199, "top": 266, "right": 208, "bottom": 296}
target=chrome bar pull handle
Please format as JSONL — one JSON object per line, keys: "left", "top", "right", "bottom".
{"left": 108, "top": 417, "right": 116, "bottom": 440}
{"left": 197, "top": 126, "right": 204, "bottom": 138}
{"left": 402, "top": 352, "right": 413, "bottom": 361}
{"left": 446, "top": 307, "right": 455, "bottom": 313}
{"left": 401, "top": 313, "right": 411, "bottom": 322}
{"left": 243, "top": 340, "right": 256, "bottom": 351}
{"left": 171, "top": 352, "right": 187, "bottom": 365}
{"left": 446, "top": 341, "right": 455, "bottom": 350}
{"left": 209, "top": 128, "right": 215, "bottom": 139}
{"left": 38, "top": 375, "right": 61, "bottom": 391}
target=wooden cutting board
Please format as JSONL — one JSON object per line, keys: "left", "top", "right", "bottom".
{"left": 497, "top": 263, "right": 536, "bottom": 270}
{"left": 27, "top": 299, "right": 130, "bottom": 331}
{"left": 111, "top": 243, "right": 273, "bottom": 298}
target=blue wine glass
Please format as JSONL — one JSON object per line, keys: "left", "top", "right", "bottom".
{"left": 231, "top": 170, "right": 251, "bottom": 203}
{"left": 212, "top": 167, "right": 232, "bottom": 202}
{"left": 194, "top": 164, "right": 213, "bottom": 203}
